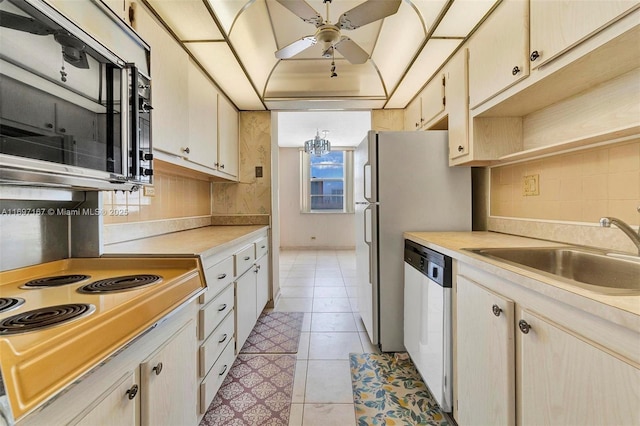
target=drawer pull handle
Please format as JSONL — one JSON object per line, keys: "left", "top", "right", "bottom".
{"left": 219, "top": 364, "right": 228, "bottom": 376}
{"left": 218, "top": 333, "right": 228, "bottom": 343}
{"left": 244, "top": 256, "right": 250, "bottom": 261}
{"left": 217, "top": 273, "right": 227, "bottom": 280}
{"left": 126, "top": 384, "right": 138, "bottom": 400}
{"left": 152, "top": 362, "right": 163, "bottom": 375}
{"left": 519, "top": 319, "right": 531, "bottom": 334}
{"left": 492, "top": 304, "right": 502, "bottom": 317}
{"left": 218, "top": 303, "right": 227, "bottom": 312}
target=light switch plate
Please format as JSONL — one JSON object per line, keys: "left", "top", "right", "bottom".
{"left": 523, "top": 174, "right": 539, "bottom": 196}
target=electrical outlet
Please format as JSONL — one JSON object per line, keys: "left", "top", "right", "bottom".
{"left": 143, "top": 186, "right": 156, "bottom": 197}
{"left": 255, "top": 166, "right": 263, "bottom": 178}
{"left": 523, "top": 174, "right": 539, "bottom": 196}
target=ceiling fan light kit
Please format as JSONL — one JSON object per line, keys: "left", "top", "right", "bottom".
{"left": 274, "top": 0, "right": 401, "bottom": 77}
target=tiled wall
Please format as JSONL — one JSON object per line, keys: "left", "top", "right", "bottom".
{"left": 212, "top": 111, "right": 271, "bottom": 214}
{"left": 103, "top": 161, "right": 211, "bottom": 224}
{"left": 490, "top": 140, "right": 640, "bottom": 226}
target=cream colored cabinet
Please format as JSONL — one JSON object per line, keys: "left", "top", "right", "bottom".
{"left": 404, "top": 96, "right": 422, "bottom": 131}
{"left": 217, "top": 96, "right": 239, "bottom": 180}
{"left": 140, "top": 321, "right": 197, "bottom": 426}
{"left": 133, "top": 2, "right": 189, "bottom": 158}
{"left": 456, "top": 276, "right": 515, "bottom": 426}
{"left": 235, "top": 270, "right": 257, "bottom": 352}
{"left": 72, "top": 372, "right": 137, "bottom": 426}
{"left": 444, "top": 49, "right": 469, "bottom": 161}
{"left": 255, "top": 254, "right": 269, "bottom": 317}
{"left": 518, "top": 309, "right": 640, "bottom": 425}
{"left": 455, "top": 270, "right": 640, "bottom": 426}
{"left": 468, "top": 0, "right": 529, "bottom": 109}
{"left": 529, "top": 0, "right": 639, "bottom": 69}
{"left": 420, "top": 74, "right": 446, "bottom": 127}
{"left": 187, "top": 59, "right": 219, "bottom": 170}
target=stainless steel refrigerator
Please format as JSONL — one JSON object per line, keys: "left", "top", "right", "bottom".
{"left": 355, "top": 130, "right": 471, "bottom": 352}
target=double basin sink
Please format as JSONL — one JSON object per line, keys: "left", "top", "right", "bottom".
{"left": 466, "top": 246, "right": 640, "bottom": 295}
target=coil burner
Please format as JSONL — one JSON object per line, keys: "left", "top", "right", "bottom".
{"left": 0, "top": 304, "right": 95, "bottom": 335}
{"left": 77, "top": 274, "right": 163, "bottom": 294}
{"left": 21, "top": 274, "right": 91, "bottom": 289}
{"left": 0, "top": 297, "right": 25, "bottom": 314}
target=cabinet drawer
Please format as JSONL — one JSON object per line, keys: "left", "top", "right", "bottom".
{"left": 199, "top": 285, "right": 234, "bottom": 340}
{"left": 200, "top": 256, "right": 234, "bottom": 305}
{"left": 199, "top": 339, "right": 235, "bottom": 414}
{"left": 255, "top": 236, "right": 268, "bottom": 259}
{"left": 200, "top": 311, "right": 234, "bottom": 377}
{"left": 234, "top": 245, "right": 255, "bottom": 276}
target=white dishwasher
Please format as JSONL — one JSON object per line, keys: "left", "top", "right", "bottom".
{"left": 403, "top": 239, "right": 453, "bottom": 412}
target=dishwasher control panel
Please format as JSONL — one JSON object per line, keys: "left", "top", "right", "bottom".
{"left": 404, "top": 240, "right": 452, "bottom": 288}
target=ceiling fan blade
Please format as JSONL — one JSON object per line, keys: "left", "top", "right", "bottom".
{"left": 0, "top": 10, "right": 55, "bottom": 35}
{"left": 334, "top": 36, "right": 369, "bottom": 64}
{"left": 338, "top": 0, "right": 401, "bottom": 30}
{"left": 275, "top": 36, "right": 317, "bottom": 59}
{"left": 275, "top": 0, "right": 323, "bottom": 27}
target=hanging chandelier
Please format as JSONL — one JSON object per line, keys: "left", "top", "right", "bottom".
{"left": 304, "top": 130, "right": 331, "bottom": 157}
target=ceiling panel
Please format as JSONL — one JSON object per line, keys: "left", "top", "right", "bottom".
{"left": 409, "top": 0, "right": 450, "bottom": 33}
{"left": 371, "top": 0, "right": 425, "bottom": 93}
{"left": 432, "top": 0, "right": 497, "bottom": 37}
{"left": 386, "top": 38, "right": 461, "bottom": 108}
{"left": 265, "top": 59, "right": 385, "bottom": 98}
{"left": 277, "top": 111, "right": 372, "bottom": 147}
{"left": 229, "top": 1, "right": 279, "bottom": 93}
{"left": 185, "top": 41, "right": 265, "bottom": 110}
{"left": 206, "top": 0, "right": 249, "bottom": 34}
{"left": 266, "top": 98, "right": 386, "bottom": 110}
{"left": 146, "top": 0, "right": 224, "bottom": 40}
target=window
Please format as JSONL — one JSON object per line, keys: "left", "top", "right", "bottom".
{"left": 301, "top": 149, "right": 354, "bottom": 213}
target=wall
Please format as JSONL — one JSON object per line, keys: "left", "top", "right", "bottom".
{"left": 372, "top": 109, "right": 404, "bottom": 131}
{"left": 212, "top": 111, "right": 271, "bottom": 216}
{"left": 278, "top": 147, "right": 355, "bottom": 249}
{"left": 489, "top": 139, "right": 640, "bottom": 253}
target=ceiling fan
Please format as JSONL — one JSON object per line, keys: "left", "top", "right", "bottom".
{"left": 274, "top": 0, "right": 401, "bottom": 69}
{"left": 0, "top": 9, "right": 90, "bottom": 72}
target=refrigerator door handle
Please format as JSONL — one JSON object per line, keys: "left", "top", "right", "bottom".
{"left": 364, "top": 162, "right": 372, "bottom": 202}
{"left": 364, "top": 204, "right": 372, "bottom": 284}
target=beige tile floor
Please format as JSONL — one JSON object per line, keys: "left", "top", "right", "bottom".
{"left": 274, "top": 249, "right": 379, "bottom": 426}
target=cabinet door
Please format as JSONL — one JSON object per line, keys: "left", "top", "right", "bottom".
{"left": 235, "top": 270, "right": 257, "bottom": 352}
{"left": 134, "top": 2, "right": 188, "bottom": 157}
{"left": 187, "top": 60, "right": 218, "bottom": 170}
{"left": 456, "top": 276, "right": 516, "bottom": 426}
{"left": 468, "top": 0, "right": 529, "bottom": 109}
{"left": 446, "top": 48, "right": 469, "bottom": 160}
{"left": 217, "top": 96, "right": 239, "bottom": 179}
{"left": 518, "top": 309, "right": 640, "bottom": 425}
{"left": 530, "top": 0, "right": 638, "bottom": 69}
{"left": 420, "top": 74, "right": 445, "bottom": 126}
{"left": 404, "top": 96, "right": 422, "bottom": 131}
{"left": 140, "top": 320, "right": 197, "bottom": 426}
{"left": 73, "top": 372, "right": 137, "bottom": 426}
{"left": 255, "top": 254, "right": 269, "bottom": 317}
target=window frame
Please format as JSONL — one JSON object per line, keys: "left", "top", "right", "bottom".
{"left": 300, "top": 148, "right": 354, "bottom": 214}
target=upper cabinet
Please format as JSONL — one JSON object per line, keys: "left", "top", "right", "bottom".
{"left": 445, "top": 48, "right": 469, "bottom": 160}
{"left": 217, "top": 96, "right": 239, "bottom": 180}
{"left": 187, "top": 60, "right": 219, "bottom": 171}
{"left": 403, "top": 74, "right": 446, "bottom": 131}
{"left": 468, "top": 0, "right": 530, "bottom": 109}
{"left": 529, "top": 0, "right": 638, "bottom": 69}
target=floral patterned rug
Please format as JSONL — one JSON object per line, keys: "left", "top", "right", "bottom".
{"left": 349, "top": 353, "right": 451, "bottom": 426}
{"left": 240, "top": 311, "right": 304, "bottom": 354}
{"left": 200, "top": 353, "right": 297, "bottom": 426}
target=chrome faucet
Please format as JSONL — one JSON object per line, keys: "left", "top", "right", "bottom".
{"left": 599, "top": 217, "right": 640, "bottom": 255}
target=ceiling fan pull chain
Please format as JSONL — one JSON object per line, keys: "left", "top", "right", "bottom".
{"left": 331, "top": 49, "right": 338, "bottom": 78}
{"left": 60, "top": 52, "right": 67, "bottom": 83}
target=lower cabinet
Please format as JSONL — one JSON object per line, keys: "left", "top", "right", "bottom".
{"left": 140, "top": 320, "right": 197, "bottom": 426}
{"left": 235, "top": 269, "right": 257, "bottom": 352}
{"left": 255, "top": 254, "right": 269, "bottom": 317}
{"left": 456, "top": 272, "right": 640, "bottom": 426}
{"left": 73, "top": 372, "right": 137, "bottom": 426}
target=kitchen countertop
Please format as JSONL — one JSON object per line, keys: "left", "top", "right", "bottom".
{"left": 103, "top": 225, "right": 268, "bottom": 258}
{"left": 404, "top": 231, "right": 640, "bottom": 325}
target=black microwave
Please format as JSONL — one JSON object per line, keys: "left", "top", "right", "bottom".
{"left": 0, "top": 0, "right": 152, "bottom": 190}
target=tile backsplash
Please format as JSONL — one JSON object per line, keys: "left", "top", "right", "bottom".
{"left": 103, "top": 161, "right": 211, "bottom": 224}
{"left": 490, "top": 140, "right": 640, "bottom": 226}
